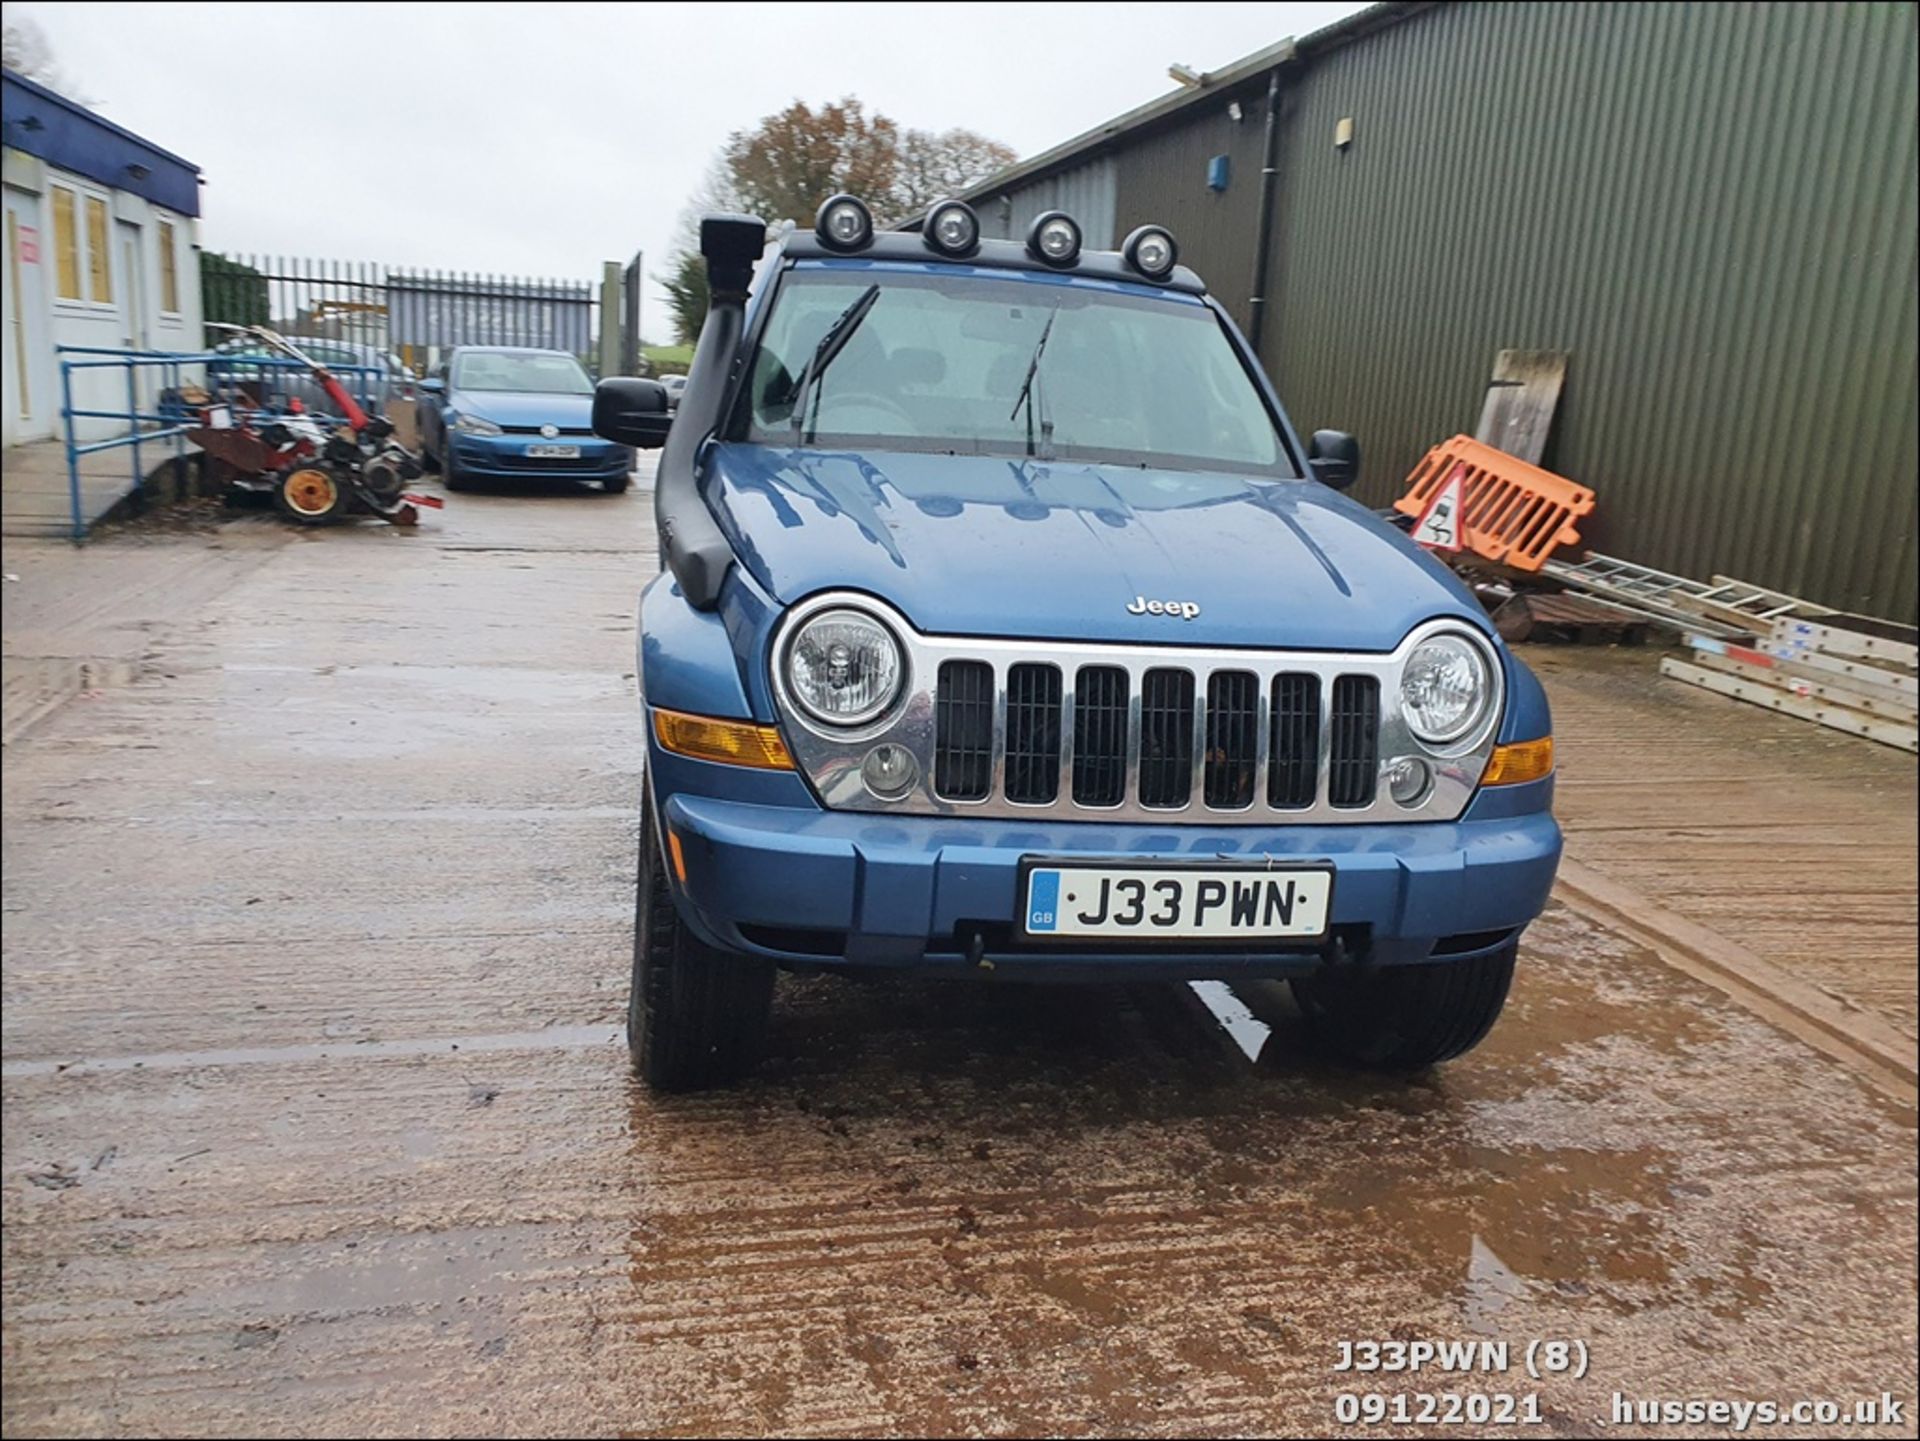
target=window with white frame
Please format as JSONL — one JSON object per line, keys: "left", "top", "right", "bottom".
{"left": 49, "top": 180, "right": 115, "bottom": 307}
{"left": 158, "top": 218, "right": 180, "bottom": 315}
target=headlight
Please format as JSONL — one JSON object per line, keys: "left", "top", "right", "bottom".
{"left": 1400, "top": 631, "right": 1493, "bottom": 744}
{"left": 785, "top": 608, "right": 903, "bottom": 726}
{"left": 453, "top": 413, "right": 502, "bottom": 436}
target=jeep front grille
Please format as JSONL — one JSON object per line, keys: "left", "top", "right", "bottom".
{"left": 772, "top": 595, "right": 1505, "bottom": 826}
{"left": 928, "top": 660, "right": 1384, "bottom": 815}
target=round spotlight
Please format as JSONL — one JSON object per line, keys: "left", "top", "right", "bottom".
{"left": 861, "top": 742, "right": 919, "bottom": 800}
{"left": 1026, "top": 210, "right": 1082, "bottom": 267}
{"left": 815, "top": 194, "right": 874, "bottom": 252}
{"left": 924, "top": 199, "right": 981, "bottom": 257}
{"left": 1122, "top": 224, "right": 1179, "bottom": 280}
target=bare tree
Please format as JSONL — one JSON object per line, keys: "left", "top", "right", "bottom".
{"left": 892, "top": 127, "right": 1018, "bottom": 218}
{"left": 2, "top": 19, "right": 88, "bottom": 103}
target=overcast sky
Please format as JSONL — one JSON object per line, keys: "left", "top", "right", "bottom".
{"left": 14, "top": 1, "right": 1365, "bottom": 340}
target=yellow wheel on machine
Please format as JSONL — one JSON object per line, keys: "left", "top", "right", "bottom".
{"left": 276, "top": 466, "right": 349, "bottom": 524}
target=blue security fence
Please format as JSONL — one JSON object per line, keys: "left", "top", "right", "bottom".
{"left": 57, "top": 346, "right": 384, "bottom": 543}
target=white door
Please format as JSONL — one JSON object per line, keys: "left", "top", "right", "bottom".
{"left": 3, "top": 189, "right": 54, "bottom": 443}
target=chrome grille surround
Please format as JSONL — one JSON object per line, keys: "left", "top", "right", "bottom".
{"left": 769, "top": 592, "right": 1505, "bottom": 825}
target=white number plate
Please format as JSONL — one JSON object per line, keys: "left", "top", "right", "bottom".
{"left": 525, "top": 443, "right": 580, "bottom": 458}
{"left": 1021, "top": 863, "right": 1332, "bottom": 940}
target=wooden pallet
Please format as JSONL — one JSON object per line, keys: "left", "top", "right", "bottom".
{"left": 1493, "top": 590, "right": 1652, "bottom": 644}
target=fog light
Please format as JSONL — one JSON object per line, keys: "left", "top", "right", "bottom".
{"left": 1026, "top": 210, "right": 1081, "bottom": 267}
{"left": 861, "top": 743, "right": 919, "bottom": 799}
{"left": 816, "top": 194, "right": 874, "bottom": 252}
{"left": 1385, "top": 755, "right": 1433, "bottom": 807}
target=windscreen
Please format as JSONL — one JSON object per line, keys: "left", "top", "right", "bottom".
{"left": 740, "top": 269, "right": 1294, "bottom": 476}
{"left": 455, "top": 351, "right": 592, "bottom": 394}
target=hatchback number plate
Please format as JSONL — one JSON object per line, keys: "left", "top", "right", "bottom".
{"left": 1020, "top": 862, "right": 1332, "bottom": 941}
{"left": 525, "top": 443, "right": 579, "bottom": 458}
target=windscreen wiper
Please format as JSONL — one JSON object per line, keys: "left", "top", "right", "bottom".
{"left": 788, "top": 285, "right": 881, "bottom": 442}
{"left": 1009, "top": 307, "right": 1058, "bottom": 459}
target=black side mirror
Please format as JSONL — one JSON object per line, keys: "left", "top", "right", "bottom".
{"left": 593, "top": 377, "right": 674, "bottom": 449}
{"left": 418, "top": 377, "right": 444, "bottom": 396}
{"left": 1308, "top": 429, "right": 1359, "bottom": 491}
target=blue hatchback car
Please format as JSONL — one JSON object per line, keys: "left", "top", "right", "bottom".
{"left": 418, "top": 346, "right": 634, "bottom": 492}
{"left": 592, "top": 197, "right": 1562, "bottom": 1091}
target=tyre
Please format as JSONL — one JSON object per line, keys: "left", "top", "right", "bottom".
{"left": 274, "top": 465, "right": 351, "bottom": 525}
{"left": 1290, "top": 940, "right": 1516, "bottom": 1070}
{"left": 629, "top": 780, "right": 774, "bottom": 1090}
{"left": 602, "top": 472, "right": 631, "bottom": 494}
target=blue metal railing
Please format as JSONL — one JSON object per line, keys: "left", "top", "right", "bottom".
{"left": 56, "top": 346, "right": 385, "bottom": 543}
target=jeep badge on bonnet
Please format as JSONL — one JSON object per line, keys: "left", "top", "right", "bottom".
{"left": 1127, "top": 596, "right": 1202, "bottom": 620}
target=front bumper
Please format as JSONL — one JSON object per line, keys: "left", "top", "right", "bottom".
{"left": 449, "top": 432, "right": 633, "bottom": 478}
{"left": 660, "top": 783, "right": 1562, "bottom": 977}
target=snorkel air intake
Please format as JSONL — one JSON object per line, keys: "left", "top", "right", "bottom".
{"left": 655, "top": 212, "right": 767, "bottom": 610}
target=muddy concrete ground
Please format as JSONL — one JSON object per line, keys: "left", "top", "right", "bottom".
{"left": 3, "top": 471, "right": 1915, "bottom": 1437}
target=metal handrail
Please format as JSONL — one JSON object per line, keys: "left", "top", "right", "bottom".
{"left": 55, "top": 346, "right": 385, "bottom": 543}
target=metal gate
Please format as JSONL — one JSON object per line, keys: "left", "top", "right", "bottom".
{"left": 199, "top": 253, "right": 611, "bottom": 376}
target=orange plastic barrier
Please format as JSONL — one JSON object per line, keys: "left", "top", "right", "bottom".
{"left": 1394, "top": 434, "right": 1595, "bottom": 572}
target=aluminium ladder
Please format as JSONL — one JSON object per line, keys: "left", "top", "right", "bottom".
{"left": 1537, "top": 552, "right": 1835, "bottom": 640}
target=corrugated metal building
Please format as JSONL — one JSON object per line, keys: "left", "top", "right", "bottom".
{"left": 946, "top": 2, "right": 1919, "bottom": 621}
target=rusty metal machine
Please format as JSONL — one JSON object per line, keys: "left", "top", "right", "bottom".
{"left": 187, "top": 325, "right": 437, "bottom": 527}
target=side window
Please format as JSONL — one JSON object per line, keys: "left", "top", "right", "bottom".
{"left": 157, "top": 220, "right": 180, "bottom": 314}
{"left": 51, "top": 185, "right": 80, "bottom": 300}
{"left": 84, "top": 195, "right": 111, "bottom": 303}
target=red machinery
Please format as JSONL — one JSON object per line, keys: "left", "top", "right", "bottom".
{"left": 188, "top": 325, "right": 438, "bottom": 527}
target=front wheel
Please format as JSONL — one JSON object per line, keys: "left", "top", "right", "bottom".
{"left": 629, "top": 781, "right": 774, "bottom": 1090}
{"left": 275, "top": 465, "right": 351, "bottom": 525}
{"left": 1290, "top": 941, "right": 1516, "bottom": 1070}
{"left": 602, "top": 472, "right": 631, "bottom": 494}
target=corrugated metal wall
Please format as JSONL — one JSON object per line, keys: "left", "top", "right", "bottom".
{"left": 976, "top": 157, "right": 1119, "bottom": 249}
{"left": 999, "top": 1, "right": 1920, "bottom": 621}
{"left": 1268, "top": 0, "right": 1918, "bottom": 620}
{"left": 1111, "top": 86, "right": 1270, "bottom": 334}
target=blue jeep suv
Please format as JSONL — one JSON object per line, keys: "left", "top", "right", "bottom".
{"left": 592, "top": 197, "right": 1561, "bottom": 1090}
